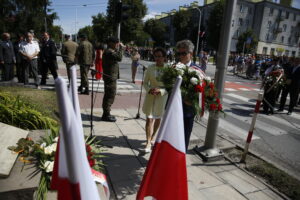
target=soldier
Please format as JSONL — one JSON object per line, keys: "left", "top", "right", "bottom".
{"left": 76, "top": 34, "right": 95, "bottom": 95}
{"left": 61, "top": 34, "right": 78, "bottom": 81}
{"left": 101, "top": 37, "right": 123, "bottom": 122}
{"left": 40, "top": 32, "right": 58, "bottom": 85}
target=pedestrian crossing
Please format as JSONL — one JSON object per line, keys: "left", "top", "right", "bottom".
{"left": 199, "top": 92, "right": 300, "bottom": 142}
{"left": 40, "top": 76, "right": 141, "bottom": 94}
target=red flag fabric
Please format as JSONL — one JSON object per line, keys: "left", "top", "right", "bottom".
{"left": 137, "top": 77, "right": 188, "bottom": 200}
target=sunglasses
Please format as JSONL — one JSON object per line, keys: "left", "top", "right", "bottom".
{"left": 176, "top": 51, "right": 189, "bottom": 56}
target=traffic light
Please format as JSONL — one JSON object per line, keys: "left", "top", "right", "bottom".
{"left": 115, "top": 2, "right": 131, "bottom": 23}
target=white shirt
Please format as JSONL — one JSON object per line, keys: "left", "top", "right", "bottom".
{"left": 20, "top": 41, "right": 40, "bottom": 59}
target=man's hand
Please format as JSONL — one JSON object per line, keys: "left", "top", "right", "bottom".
{"left": 149, "top": 88, "right": 161, "bottom": 95}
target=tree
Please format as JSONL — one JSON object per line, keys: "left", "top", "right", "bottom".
{"left": 48, "top": 25, "right": 63, "bottom": 42}
{"left": 78, "top": 26, "right": 96, "bottom": 43}
{"left": 92, "top": 13, "right": 111, "bottom": 43}
{"left": 172, "top": 10, "right": 192, "bottom": 42}
{"left": 236, "top": 29, "right": 258, "bottom": 54}
{"left": 0, "top": 0, "right": 58, "bottom": 39}
{"left": 207, "top": 0, "right": 225, "bottom": 51}
{"left": 106, "top": 0, "right": 147, "bottom": 43}
{"left": 144, "top": 19, "right": 167, "bottom": 46}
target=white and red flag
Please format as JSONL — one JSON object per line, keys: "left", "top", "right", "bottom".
{"left": 136, "top": 76, "right": 188, "bottom": 200}
{"left": 51, "top": 77, "right": 101, "bottom": 200}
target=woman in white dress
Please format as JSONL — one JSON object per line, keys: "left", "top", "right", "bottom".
{"left": 142, "top": 47, "right": 168, "bottom": 152}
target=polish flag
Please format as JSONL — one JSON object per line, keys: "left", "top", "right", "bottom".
{"left": 136, "top": 76, "right": 188, "bottom": 200}
{"left": 51, "top": 77, "right": 101, "bottom": 200}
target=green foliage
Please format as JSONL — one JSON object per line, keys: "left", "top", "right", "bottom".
{"left": 0, "top": 92, "right": 57, "bottom": 130}
{"left": 78, "top": 25, "right": 96, "bottom": 43}
{"left": 236, "top": 29, "right": 258, "bottom": 54}
{"left": 144, "top": 19, "right": 167, "bottom": 46}
{"left": 0, "top": 0, "right": 58, "bottom": 40}
{"left": 207, "top": 0, "right": 225, "bottom": 51}
{"left": 172, "top": 10, "right": 192, "bottom": 42}
{"left": 92, "top": 13, "right": 112, "bottom": 43}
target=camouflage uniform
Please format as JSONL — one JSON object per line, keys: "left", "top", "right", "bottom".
{"left": 102, "top": 48, "right": 122, "bottom": 116}
{"left": 76, "top": 39, "right": 94, "bottom": 92}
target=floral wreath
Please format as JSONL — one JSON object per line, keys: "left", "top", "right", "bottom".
{"left": 158, "top": 62, "right": 224, "bottom": 116}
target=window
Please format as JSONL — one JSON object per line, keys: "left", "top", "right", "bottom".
{"left": 269, "top": 8, "right": 274, "bottom": 16}
{"left": 278, "top": 9, "right": 282, "bottom": 17}
{"left": 262, "top": 47, "right": 268, "bottom": 55}
{"left": 273, "top": 34, "right": 277, "bottom": 40}
{"left": 286, "top": 12, "right": 289, "bottom": 19}
{"left": 285, "top": 50, "right": 289, "bottom": 56}
{"left": 294, "top": 13, "right": 297, "bottom": 21}
{"left": 232, "top": 20, "right": 235, "bottom": 27}
{"left": 288, "top": 37, "right": 291, "bottom": 43}
{"left": 239, "top": 18, "right": 243, "bottom": 26}
{"left": 237, "top": 30, "right": 240, "bottom": 37}
{"left": 266, "top": 33, "right": 269, "bottom": 41}
{"left": 240, "top": 4, "right": 244, "bottom": 13}
{"left": 271, "top": 48, "right": 275, "bottom": 55}
{"left": 248, "top": 7, "right": 252, "bottom": 15}
{"left": 291, "top": 26, "right": 294, "bottom": 32}
{"left": 283, "top": 24, "right": 287, "bottom": 32}
{"left": 281, "top": 36, "right": 284, "bottom": 43}
{"left": 292, "top": 51, "right": 296, "bottom": 57}
{"left": 246, "top": 19, "right": 249, "bottom": 26}
{"left": 268, "top": 21, "right": 272, "bottom": 29}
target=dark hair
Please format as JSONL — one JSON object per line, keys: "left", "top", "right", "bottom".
{"left": 95, "top": 43, "right": 104, "bottom": 50}
{"left": 64, "top": 34, "right": 70, "bottom": 39}
{"left": 107, "top": 36, "right": 119, "bottom": 44}
{"left": 153, "top": 47, "right": 167, "bottom": 57}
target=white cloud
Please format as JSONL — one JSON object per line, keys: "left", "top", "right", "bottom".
{"left": 143, "top": 11, "right": 160, "bottom": 21}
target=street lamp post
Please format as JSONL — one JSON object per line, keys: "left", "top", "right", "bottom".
{"left": 74, "top": 4, "right": 87, "bottom": 43}
{"left": 195, "top": 7, "right": 201, "bottom": 64}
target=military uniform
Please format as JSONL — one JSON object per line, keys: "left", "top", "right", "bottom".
{"left": 61, "top": 39, "right": 78, "bottom": 80}
{"left": 102, "top": 47, "right": 122, "bottom": 120}
{"left": 76, "top": 39, "right": 95, "bottom": 94}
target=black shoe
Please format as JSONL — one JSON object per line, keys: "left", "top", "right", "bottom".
{"left": 287, "top": 112, "right": 292, "bottom": 115}
{"left": 81, "top": 89, "right": 89, "bottom": 95}
{"left": 101, "top": 115, "right": 116, "bottom": 122}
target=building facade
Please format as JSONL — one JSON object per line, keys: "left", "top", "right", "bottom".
{"left": 155, "top": 0, "right": 300, "bottom": 57}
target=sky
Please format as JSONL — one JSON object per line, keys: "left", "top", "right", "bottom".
{"left": 50, "top": 0, "right": 300, "bottom": 35}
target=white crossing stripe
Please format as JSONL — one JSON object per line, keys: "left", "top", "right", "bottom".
{"left": 239, "top": 88, "right": 251, "bottom": 91}
{"left": 225, "top": 88, "right": 238, "bottom": 91}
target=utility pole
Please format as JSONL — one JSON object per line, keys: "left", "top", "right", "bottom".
{"left": 195, "top": 0, "right": 237, "bottom": 161}
{"left": 194, "top": 7, "right": 202, "bottom": 64}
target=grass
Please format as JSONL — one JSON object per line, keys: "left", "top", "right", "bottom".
{"left": 224, "top": 148, "right": 300, "bottom": 200}
{"left": 0, "top": 86, "right": 58, "bottom": 122}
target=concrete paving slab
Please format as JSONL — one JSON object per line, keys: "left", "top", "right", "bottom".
{"left": 187, "top": 166, "right": 223, "bottom": 190}
{"left": 105, "top": 157, "right": 144, "bottom": 183}
{"left": 93, "top": 121, "right": 121, "bottom": 132}
{"left": 188, "top": 181, "right": 208, "bottom": 200}
{"left": 203, "top": 159, "right": 237, "bottom": 173}
{"left": 112, "top": 179, "right": 141, "bottom": 200}
{"left": 198, "top": 184, "right": 247, "bottom": 200}
{"left": 0, "top": 122, "right": 29, "bottom": 177}
{"left": 229, "top": 169, "right": 267, "bottom": 190}
{"left": 217, "top": 169, "right": 265, "bottom": 194}
{"left": 246, "top": 189, "right": 283, "bottom": 200}
{"left": 186, "top": 152, "right": 203, "bottom": 166}
{"left": 117, "top": 124, "right": 145, "bottom": 135}
{"left": 102, "top": 145, "right": 136, "bottom": 161}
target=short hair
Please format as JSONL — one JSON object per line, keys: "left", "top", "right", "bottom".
{"left": 153, "top": 47, "right": 167, "bottom": 57}
{"left": 64, "top": 34, "right": 70, "bottom": 39}
{"left": 176, "top": 40, "right": 194, "bottom": 53}
{"left": 107, "top": 36, "right": 119, "bottom": 44}
{"left": 79, "top": 34, "right": 87, "bottom": 39}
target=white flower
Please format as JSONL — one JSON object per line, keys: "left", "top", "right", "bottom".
{"left": 175, "top": 62, "right": 186, "bottom": 69}
{"left": 54, "top": 137, "right": 59, "bottom": 142}
{"left": 190, "top": 77, "right": 199, "bottom": 85}
{"left": 40, "top": 142, "right": 47, "bottom": 149}
{"left": 44, "top": 161, "right": 54, "bottom": 173}
{"left": 44, "top": 143, "right": 57, "bottom": 155}
{"left": 205, "top": 76, "right": 211, "bottom": 82}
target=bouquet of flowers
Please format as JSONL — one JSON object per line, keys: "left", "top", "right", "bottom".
{"left": 159, "top": 62, "right": 223, "bottom": 116}
{"left": 8, "top": 130, "right": 104, "bottom": 200}
{"left": 263, "top": 69, "right": 285, "bottom": 90}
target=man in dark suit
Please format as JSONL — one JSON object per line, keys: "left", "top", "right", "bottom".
{"left": 176, "top": 39, "right": 205, "bottom": 150}
{"left": 0, "top": 33, "right": 15, "bottom": 81}
{"left": 40, "top": 32, "right": 58, "bottom": 85}
{"left": 287, "top": 58, "right": 300, "bottom": 115}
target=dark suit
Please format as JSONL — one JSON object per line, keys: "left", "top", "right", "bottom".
{"left": 288, "top": 66, "right": 300, "bottom": 113}
{"left": 40, "top": 39, "right": 58, "bottom": 84}
{"left": 183, "top": 62, "right": 202, "bottom": 150}
{"left": 0, "top": 40, "right": 15, "bottom": 81}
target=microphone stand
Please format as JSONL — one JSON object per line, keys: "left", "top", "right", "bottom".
{"left": 125, "top": 64, "right": 146, "bottom": 120}
{"left": 90, "top": 69, "right": 96, "bottom": 137}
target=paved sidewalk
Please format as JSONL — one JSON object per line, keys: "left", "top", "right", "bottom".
{"left": 80, "top": 108, "right": 285, "bottom": 200}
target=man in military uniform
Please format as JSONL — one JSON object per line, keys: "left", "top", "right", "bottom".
{"left": 101, "top": 37, "right": 123, "bottom": 122}
{"left": 61, "top": 34, "right": 78, "bottom": 81}
{"left": 76, "top": 34, "right": 95, "bottom": 95}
